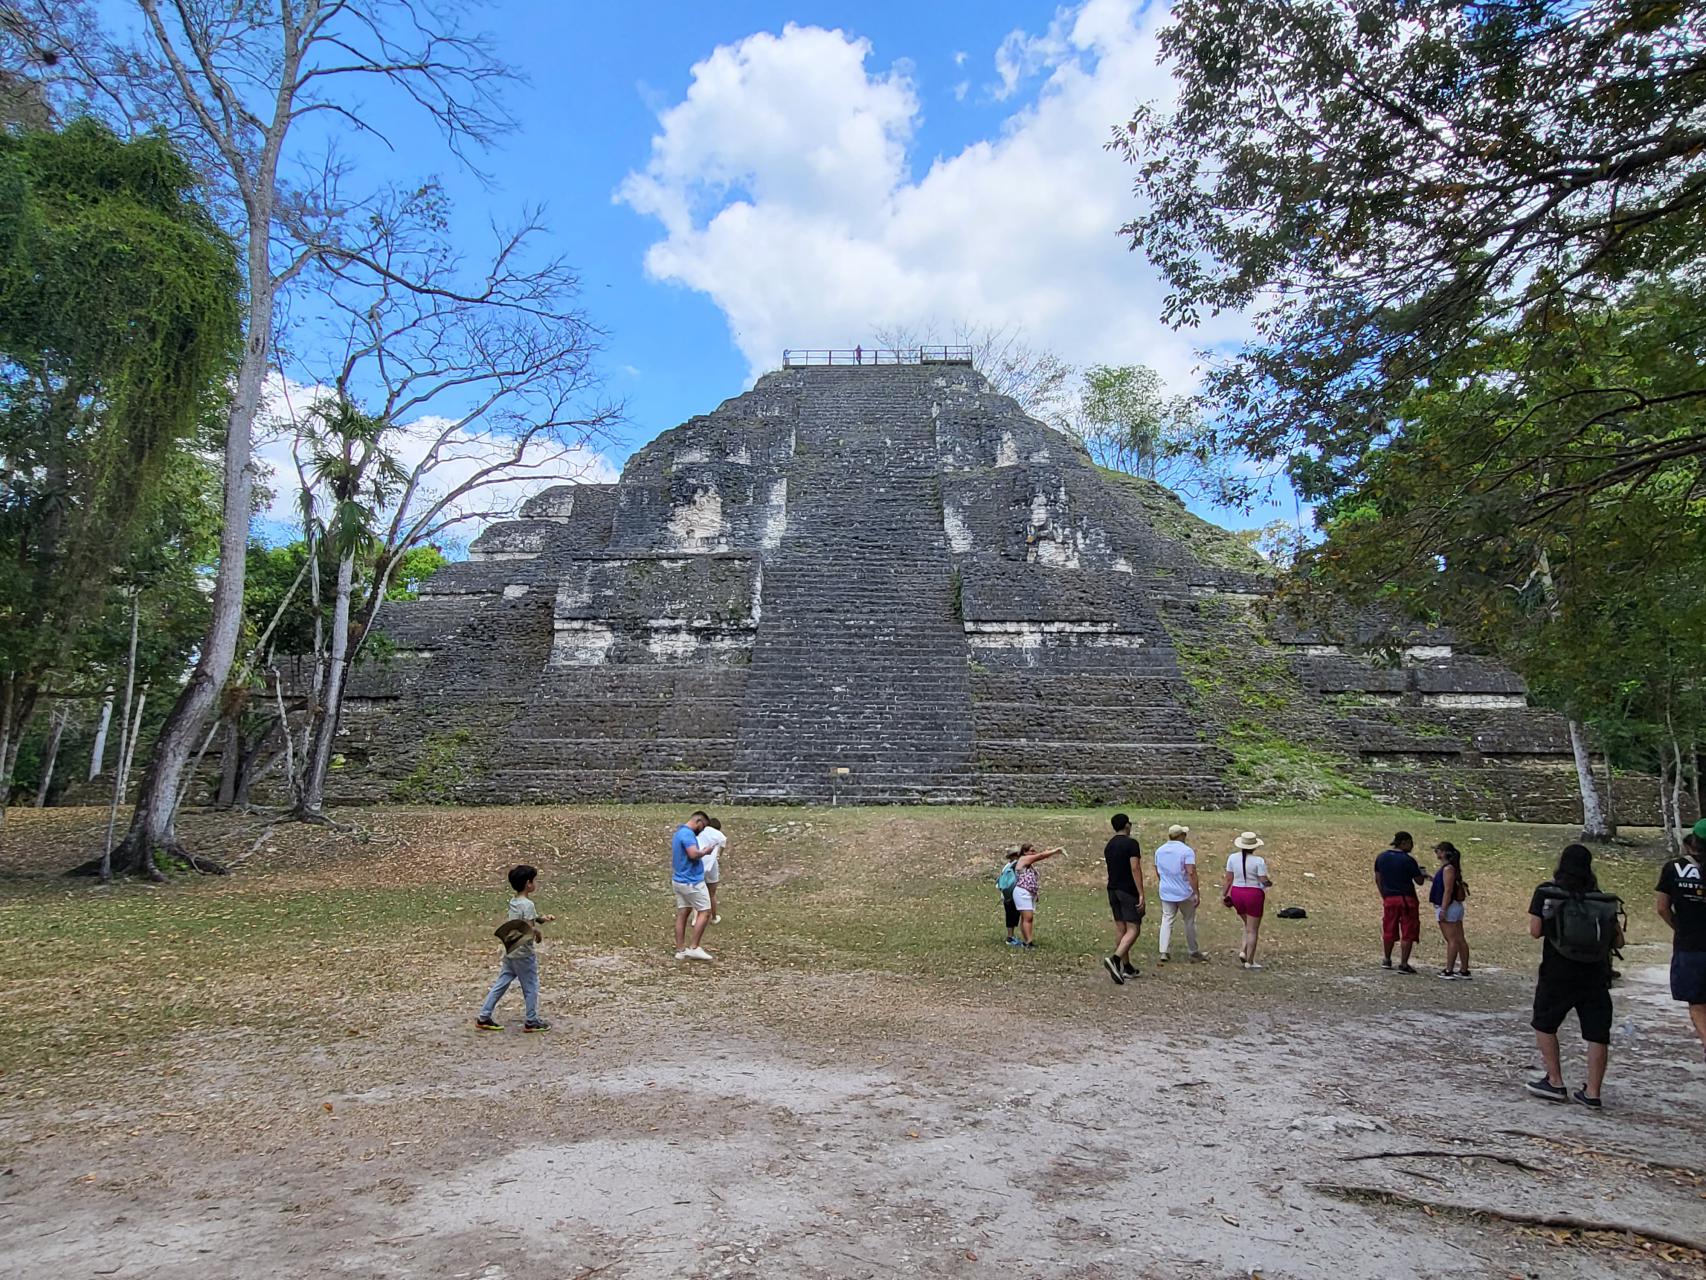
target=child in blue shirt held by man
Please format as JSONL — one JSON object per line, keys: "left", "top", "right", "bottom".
{"left": 475, "top": 864, "right": 557, "bottom": 1033}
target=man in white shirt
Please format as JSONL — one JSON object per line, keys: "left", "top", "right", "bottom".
{"left": 695, "top": 815, "right": 728, "bottom": 926}
{"left": 1154, "top": 824, "right": 1208, "bottom": 963}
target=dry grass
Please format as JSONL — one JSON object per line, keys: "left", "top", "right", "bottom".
{"left": 0, "top": 801, "right": 1676, "bottom": 1094}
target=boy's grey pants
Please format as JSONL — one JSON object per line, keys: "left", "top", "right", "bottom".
{"left": 480, "top": 951, "right": 539, "bottom": 1021}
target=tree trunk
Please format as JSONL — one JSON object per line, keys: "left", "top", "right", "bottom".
{"left": 1567, "top": 719, "right": 1611, "bottom": 840}
{"left": 89, "top": 267, "right": 273, "bottom": 879}
{"left": 1599, "top": 750, "right": 1617, "bottom": 833}
{"left": 1672, "top": 733, "right": 1687, "bottom": 848}
{"left": 0, "top": 673, "right": 41, "bottom": 831}
{"left": 88, "top": 690, "right": 113, "bottom": 780}
{"left": 100, "top": 596, "right": 141, "bottom": 882}
{"left": 33, "top": 705, "right": 69, "bottom": 807}
{"left": 215, "top": 713, "right": 241, "bottom": 809}
{"left": 297, "top": 551, "right": 355, "bottom": 817}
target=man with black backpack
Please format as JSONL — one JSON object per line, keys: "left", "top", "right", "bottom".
{"left": 1526, "top": 843, "right": 1624, "bottom": 1108}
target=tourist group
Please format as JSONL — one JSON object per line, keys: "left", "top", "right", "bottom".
{"left": 470, "top": 808, "right": 1706, "bottom": 1108}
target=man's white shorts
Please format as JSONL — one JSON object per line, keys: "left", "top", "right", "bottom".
{"left": 673, "top": 880, "right": 711, "bottom": 912}
{"left": 701, "top": 854, "right": 721, "bottom": 884}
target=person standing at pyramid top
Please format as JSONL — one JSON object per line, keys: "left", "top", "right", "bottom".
{"left": 854, "top": 343, "right": 863, "bottom": 365}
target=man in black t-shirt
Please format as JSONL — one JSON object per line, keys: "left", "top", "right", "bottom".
{"left": 1102, "top": 813, "right": 1145, "bottom": 985}
{"left": 1657, "top": 821, "right": 1706, "bottom": 1062}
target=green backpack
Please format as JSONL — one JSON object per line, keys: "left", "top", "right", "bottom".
{"left": 996, "top": 860, "right": 1019, "bottom": 898}
{"left": 1537, "top": 886, "right": 1623, "bottom": 964}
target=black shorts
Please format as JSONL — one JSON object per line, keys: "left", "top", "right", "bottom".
{"left": 1004, "top": 897, "right": 1021, "bottom": 930}
{"left": 1108, "top": 888, "right": 1144, "bottom": 926}
{"left": 1672, "top": 950, "right": 1706, "bottom": 1005}
{"left": 1532, "top": 976, "right": 1613, "bottom": 1045}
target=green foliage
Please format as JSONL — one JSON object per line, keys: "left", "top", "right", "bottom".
{"left": 390, "top": 729, "right": 474, "bottom": 804}
{"left": 387, "top": 546, "right": 447, "bottom": 601}
{"left": 1117, "top": 0, "right": 1706, "bottom": 514}
{"left": 0, "top": 119, "right": 238, "bottom": 686}
{"left": 1223, "top": 722, "right": 1372, "bottom": 805}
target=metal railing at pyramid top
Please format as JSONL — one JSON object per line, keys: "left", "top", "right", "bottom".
{"left": 781, "top": 346, "right": 974, "bottom": 367}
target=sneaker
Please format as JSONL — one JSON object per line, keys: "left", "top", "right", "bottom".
{"left": 1122, "top": 960, "right": 1140, "bottom": 977}
{"left": 1021, "top": 942, "right": 1037, "bottom": 950}
{"left": 1573, "top": 1089, "right": 1603, "bottom": 1110}
{"left": 1244, "top": 962, "right": 1263, "bottom": 971}
{"left": 1456, "top": 971, "right": 1473, "bottom": 980}
{"left": 1381, "top": 957, "right": 1393, "bottom": 970}
{"left": 1397, "top": 964, "right": 1418, "bottom": 975}
{"left": 674, "top": 949, "right": 688, "bottom": 960}
{"left": 1005, "top": 936, "right": 1022, "bottom": 947}
{"left": 1158, "top": 952, "right": 1171, "bottom": 964}
{"left": 1189, "top": 952, "right": 1210, "bottom": 963}
{"left": 474, "top": 1017, "right": 503, "bottom": 1032}
{"left": 711, "top": 915, "right": 722, "bottom": 925}
{"left": 1438, "top": 971, "right": 1459, "bottom": 981}
{"left": 1525, "top": 1077, "right": 1568, "bottom": 1102}
{"left": 683, "top": 947, "right": 714, "bottom": 962}
{"left": 523, "top": 1019, "right": 551, "bottom": 1033}
{"left": 1102, "top": 955, "right": 1126, "bottom": 985}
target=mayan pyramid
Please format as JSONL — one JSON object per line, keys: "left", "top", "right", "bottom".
{"left": 332, "top": 356, "right": 1622, "bottom": 821}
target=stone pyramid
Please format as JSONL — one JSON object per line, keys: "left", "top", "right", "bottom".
{"left": 334, "top": 359, "right": 1614, "bottom": 820}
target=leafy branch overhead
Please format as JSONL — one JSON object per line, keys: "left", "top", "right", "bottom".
{"left": 1114, "top": 0, "right": 1706, "bottom": 515}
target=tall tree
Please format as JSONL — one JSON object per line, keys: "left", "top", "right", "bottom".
{"left": 12, "top": 1, "right": 519, "bottom": 877}
{"left": 1113, "top": 0, "right": 1706, "bottom": 515}
{"left": 1072, "top": 363, "right": 1250, "bottom": 504}
{"left": 0, "top": 119, "right": 238, "bottom": 828}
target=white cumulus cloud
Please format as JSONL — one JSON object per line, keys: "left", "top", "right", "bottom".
{"left": 617, "top": 0, "right": 1245, "bottom": 395}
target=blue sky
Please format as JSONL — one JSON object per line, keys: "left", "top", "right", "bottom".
{"left": 213, "top": 0, "right": 1295, "bottom": 536}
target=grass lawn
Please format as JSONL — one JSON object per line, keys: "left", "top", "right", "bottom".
{"left": 0, "top": 801, "right": 1676, "bottom": 1083}
{"left": 1, "top": 802, "right": 1701, "bottom": 1280}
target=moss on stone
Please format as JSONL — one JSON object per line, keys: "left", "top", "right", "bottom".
{"left": 1092, "top": 467, "right": 1274, "bottom": 575}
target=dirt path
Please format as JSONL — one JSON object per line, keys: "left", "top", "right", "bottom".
{"left": 4, "top": 950, "right": 1703, "bottom": 1279}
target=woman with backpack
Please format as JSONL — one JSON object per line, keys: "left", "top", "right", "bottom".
{"left": 998, "top": 849, "right": 1023, "bottom": 946}
{"left": 1221, "top": 832, "right": 1273, "bottom": 970}
{"left": 1526, "top": 843, "right": 1624, "bottom": 1109}
{"left": 1430, "top": 841, "right": 1471, "bottom": 980}
{"left": 1008, "top": 843, "right": 1064, "bottom": 949}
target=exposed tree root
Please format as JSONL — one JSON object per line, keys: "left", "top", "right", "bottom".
{"left": 67, "top": 835, "right": 227, "bottom": 880}
{"left": 1312, "top": 1182, "right": 1706, "bottom": 1255}
{"left": 1339, "top": 1149, "right": 1543, "bottom": 1174}
{"left": 1494, "top": 1129, "right": 1705, "bottom": 1181}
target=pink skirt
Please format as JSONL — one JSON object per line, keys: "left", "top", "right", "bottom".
{"left": 1228, "top": 886, "right": 1265, "bottom": 919}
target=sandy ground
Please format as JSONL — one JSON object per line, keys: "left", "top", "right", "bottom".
{"left": 3, "top": 947, "right": 1704, "bottom": 1279}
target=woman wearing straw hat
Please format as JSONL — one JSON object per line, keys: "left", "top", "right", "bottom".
{"left": 1222, "top": 832, "right": 1274, "bottom": 969}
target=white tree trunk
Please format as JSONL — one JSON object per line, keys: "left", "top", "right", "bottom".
{"left": 1567, "top": 719, "right": 1610, "bottom": 840}
{"left": 110, "top": 267, "right": 272, "bottom": 874}
{"left": 88, "top": 691, "right": 113, "bottom": 780}
{"left": 102, "top": 595, "right": 141, "bottom": 881}
{"left": 34, "top": 706, "right": 69, "bottom": 807}
{"left": 299, "top": 551, "right": 355, "bottom": 815}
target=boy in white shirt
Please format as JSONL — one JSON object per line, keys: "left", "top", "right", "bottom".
{"left": 696, "top": 815, "right": 728, "bottom": 926}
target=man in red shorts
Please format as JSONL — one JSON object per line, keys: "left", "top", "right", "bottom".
{"left": 1374, "top": 831, "right": 1426, "bottom": 973}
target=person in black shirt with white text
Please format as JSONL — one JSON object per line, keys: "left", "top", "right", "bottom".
{"left": 1102, "top": 813, "right": 1144, "bottom": 985}
{"left": 1656, "top": 819, "right": 1706, "bottom": 1064}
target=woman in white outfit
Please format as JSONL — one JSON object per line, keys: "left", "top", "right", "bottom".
{"left": 1222, "top": 832, "right": 1274, "bottom": 969}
